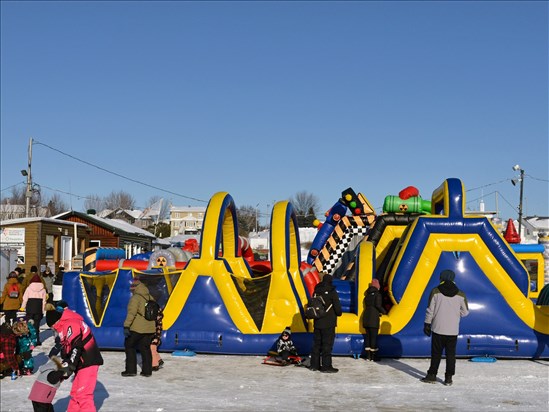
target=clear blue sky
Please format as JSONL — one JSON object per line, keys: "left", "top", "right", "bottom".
{"left": 1, "top": 1, "right": 547, "bottom": 225}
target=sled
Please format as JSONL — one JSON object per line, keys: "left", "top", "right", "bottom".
{"left": 262, "top": 352, "right": 309, "bottom": 367}
{"left": 172, "top": 349, "right": 196, "bottom": 357}
{"left": 469, "top": 355, "right": 497, "bottom": 363}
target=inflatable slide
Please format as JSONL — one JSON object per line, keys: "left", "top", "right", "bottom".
{"left": 61, "top": 178, "right": 549, "bottom": 358}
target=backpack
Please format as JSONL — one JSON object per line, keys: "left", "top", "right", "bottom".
{"left": 305, "top": 293, "right": 332, "bottom": 320}
{"left": 143, "top": 297, "right": 160, "bottom": 321}
{"left": 8, "top": 283, "right": 20, "bottom": 299}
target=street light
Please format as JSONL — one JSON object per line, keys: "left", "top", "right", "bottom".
{"left": 22, "top": 138, "right": 33, "bottom": 217}
{"left": 511, "top": 164, "right": 524, "bottom": 240}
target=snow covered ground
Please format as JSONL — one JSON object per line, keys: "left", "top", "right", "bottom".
{"left": 1, "top": 327, "right": 548, "bottom": 412}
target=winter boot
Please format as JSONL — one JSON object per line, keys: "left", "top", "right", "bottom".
{"left": 371, "top": 348, "right": 380, "bottom": 362}
{"left": 421, "top": 373, "right": 436, "bottom": 384}
{"left": 444, "top": 374, "right": 453, "bottom": 386}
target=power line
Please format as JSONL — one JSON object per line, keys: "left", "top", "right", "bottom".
{"left": 33, "top": 140, "right": 208, "bottom": 203}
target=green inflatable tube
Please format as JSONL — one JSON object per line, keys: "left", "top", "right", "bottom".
{"left": 383, "top": 195, "right": 432, "bottom": 214}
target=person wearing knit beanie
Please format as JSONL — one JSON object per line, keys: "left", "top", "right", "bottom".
{"left": 440, "top": 270, "right": 455, "bottom": 282}
{"left": 363, "top": 278, "right": 386, "bottom": 361}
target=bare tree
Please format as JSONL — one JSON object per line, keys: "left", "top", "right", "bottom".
{"left": 1, "top": 186, "right": 26, "bottom": 204}
{"left": 289, "top": 191, "right": 320, "bottom": 227}
{"left": 83, "top": 194, "right": 104, "bottom": 213}
{"left": 237, "top": 205, "right": 259, "bottom": 237}
{"left": 45, "top": 193, "right": 69, "bottom": 216}
{"left": 103, "top": 190, "right": 136, "bottom": 210}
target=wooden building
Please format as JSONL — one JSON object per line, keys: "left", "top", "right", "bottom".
{"left": 0, "top": 217, "right": 90, "bottom": 274}
{"left": 55, "top": 210, "right": 156, "bottom": 257}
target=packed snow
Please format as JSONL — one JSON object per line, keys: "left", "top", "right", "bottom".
{"left": 1, "top": 325, "right": 548, "bottom": 412}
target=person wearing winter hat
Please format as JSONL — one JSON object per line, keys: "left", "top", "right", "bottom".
{"left": 121, "top": 277, "right": 156, "bottom": 377}
{"left": 0, "top": 271, "right": 23, "bottom": 326}
{"left": 46, "top": 301, "right": 103, "bottom": 411}
{"left": 275, "top": 327, "right": 299, "bottom": 365}
{"left": 310, "top": 274, "right": 342, "bottom": 373}
{"left": 422, "top": 269, "right": 469, "bottom": 386}
{"left": 21, "top": 266, "right": 46, "bottom": 295}
{"left": 20, "top": 275, "right": 47, "bottom": 346}
{"left": 362, "top": 278, "right": 387, "bottom": 361}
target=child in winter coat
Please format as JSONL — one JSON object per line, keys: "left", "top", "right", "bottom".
{"left": 0, "top": 322, "right": 20, "bottom": 379}
{"left": 21, "top": 275, "right": 47, "bottom": 345}
{"left": 46, "top": 301, "right": 104, "bottom": 412}
{"left": 151, "top": 307, "right": 165, "bottom": 371}
{"left": 28, "top": 355, "right": 67, "bottom": 412}
{"left": 275, "top": 327, "right": 299, "bottom": 365}
{"left": 13, "top": 318, "right": 38, "bottom": 374}
{"left": 0, "top": 271, "right": 23, "bottom": 326}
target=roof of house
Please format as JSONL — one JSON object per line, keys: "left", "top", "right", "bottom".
{"left": 53, "top": 211, "right": 156, "bottom": 239}
{"left": 0, "top": 216, "right": 88, "bottom": 227}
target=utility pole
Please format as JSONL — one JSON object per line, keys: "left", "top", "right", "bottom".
{"left": 24, "top": 138, "right": 33, "bottom": 218}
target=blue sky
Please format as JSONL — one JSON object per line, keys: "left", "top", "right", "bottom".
{"left": 1, "top": 1, "right": 547, "bottom": 225}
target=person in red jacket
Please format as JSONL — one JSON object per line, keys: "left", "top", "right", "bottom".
{"left": 46, "top": 301, "right": 103, "bottom": 412}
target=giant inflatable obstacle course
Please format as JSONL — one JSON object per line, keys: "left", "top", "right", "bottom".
{"left": 62, "top": 178, "right": 549, "bottom": 358}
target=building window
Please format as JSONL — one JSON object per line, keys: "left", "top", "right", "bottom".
{"left": 46, "top": 235, "right": 54, "bottom": 259}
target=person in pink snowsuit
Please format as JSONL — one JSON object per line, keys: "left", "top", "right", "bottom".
{"left": 46, "top": 302, "right": 103, "bottom": 412}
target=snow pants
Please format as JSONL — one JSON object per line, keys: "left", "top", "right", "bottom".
{"left": 67, "top": 365, "right": 99, "bottom": 412}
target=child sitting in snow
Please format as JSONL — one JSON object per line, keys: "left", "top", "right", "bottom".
{"left": 274, "top": 327, "right": 302, "bottom": 365}
{"left": 12, "top": 318, "right": 38, "bottom": 375}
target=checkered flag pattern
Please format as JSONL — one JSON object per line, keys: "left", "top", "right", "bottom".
{"left": 313, "top": 215, "right": 370, "bottom": 275}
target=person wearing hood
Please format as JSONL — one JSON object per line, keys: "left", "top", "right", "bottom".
{"left": 45, "top": 301, "right": 104, "bottom": 411}
{"left": 310, "top": 274, "right": 342, "bottom": 373}
{"left": 1, "top": 271, "right": 23, "bottom": 326}
{"left": 121, "top": 278, "right": 156, "bottom": 377}
{"left": 21, "top": 275, "right": 47, "bottom": 346}
{"left": 362, "top": 278, "right": 387, "bottom": 361}
{"left": 422, "top": 270, "right": 469, "bottom": 386}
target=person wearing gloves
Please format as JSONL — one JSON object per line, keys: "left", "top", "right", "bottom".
{"left": 0, "top": 271, "right": 23, "bottom": 326}
{"left": 275, "top": 327, "right": 298, "bottom": 365}
{"left": 28, "top": 355, "right": 67, "bottom": 412}
{"left": 46, "top": 301, "right": 103, "bottom": 411}
{"left": 20, "top": 275, "right": 47, "bottom": 345}
{"left": 422, "top": 269, "right": 469, "bottom": 386}
{"left": 362, "top": 278, "right": 387, "bottom": 361}
{"left": 309, "top": 274, "right": 342, "bottom": 373}
{"left": 121, "top": 278, "right": 156, "bottom": 377}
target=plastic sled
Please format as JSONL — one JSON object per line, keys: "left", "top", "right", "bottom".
{"left": 172, "top": 349, "right": 196, "bottom": 357}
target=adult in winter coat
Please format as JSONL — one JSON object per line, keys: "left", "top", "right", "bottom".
{"left": 21, "top": 275, "right": 47, "bottom": 345}
{"left": 52, "top": 267, "right": 64, "bottom": 303}
{"left": 41, "top": 267, "right": 55, "bottom": 304}
{"left": 422, "top": 270, "right": 469, "bottom": 386}
{"left": 46, "top": 301, "right": 104, "bottom": 411}
{"left": 122, "top": 278, "right": 156, "bottom": 377}
{"left": 21, "top": 266, "right": 46, "bottom": 294}
{"left": 310, "top": 274, "right": 342, "bottom": 373}
{"left": 0, "top": 271, "right": 23, "bottom": 326}
{"left": 362, "top": 278, "right": 387, "bottom": 361}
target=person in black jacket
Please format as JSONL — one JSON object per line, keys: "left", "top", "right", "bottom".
{"left": 309, "top": 274, "right": 342, "bottom": 373}
{"left": 362, "top": 278, "right": 387, "bottom": 361}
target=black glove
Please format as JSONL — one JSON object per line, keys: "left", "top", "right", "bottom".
{"left": 59, "top": 361, "right": 75, "bottom": 378}
{"left": 423, "top": 323, "right": 432, "bottom": 337}
{"left": 124, "top": 327, "right": 131, "bottom": 338}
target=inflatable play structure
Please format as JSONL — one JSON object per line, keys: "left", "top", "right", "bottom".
{"left": 61, "top": 178, "right": 549, "bottom": 358}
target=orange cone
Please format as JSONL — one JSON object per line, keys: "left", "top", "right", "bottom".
{"left": 503, "top": 218, "right": 520, "bottom": 243}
